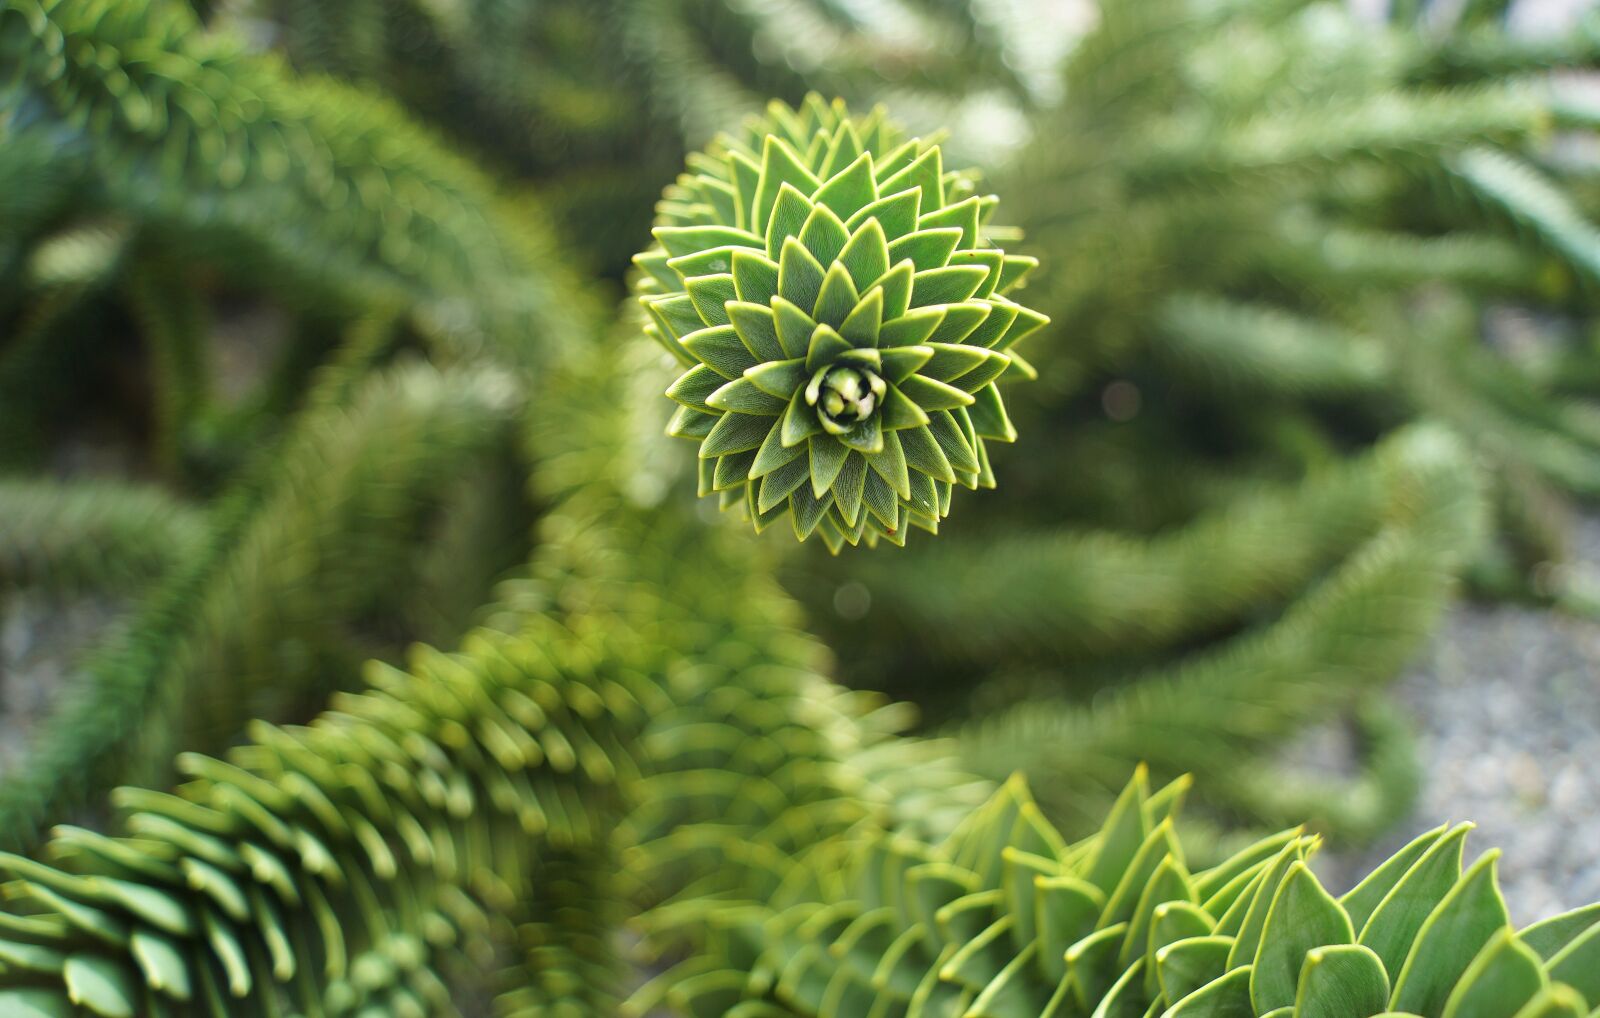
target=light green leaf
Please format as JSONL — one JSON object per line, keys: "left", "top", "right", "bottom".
{"left": 685, "top": 273, "right": 737, "bottom": 327}
{"left": 813, "top": 262, "right": 860, "bottom": 330}
{"left": 1519, "top": 904, "right": 1600, "bottom": 960}
{"left": 846, "top": 187, "right": 922, "bottom": 240}
{"left": 1507, "top": 986, "right": 1585, "bottom": 1018}
{"left": 809, "top": 435, "right": 850, "bottom": 497}
{"left": 778, "top": 237, "right": 826, "bottom": 312}
{"left": 702, "top": 411, "right": 772, "bottom": 458}
{"left": 1156, "top": 936, "right": 1233, "bottom": 1008}
{"left": 798, "top": 203, "right": 850, "bottom": 267}
{"left": 1341, "top": 826, "right": 1449, "bottom": 933}
{"left": 63, "top": 954, "right": 136, "bottom": 1018}
{"left": 732, "top": 249, "right": 781, "bottom": 305}
{"left": 889, "top": 227, "right": 964, "bottom": 271}
{"left": 1358, "top": 825, "right": 1471, "bottom": 982}
{"left": 838, "top": 219, "right": 891, "bottom": 292}
{"left": 910, "top": 266, "right": 988, "bottom": 308}
{"left": 1251, "top": 863, "right": 1355, "bottom": 1014}
{"left": 813, "top": 151, "right": 877, "bottom": 221}
{"left": 765, "top": 181, "right": 815, "bottom": 259}
{"left": 753, "top": 135, "right": 821, "bottom": 235}
{"left": 899, "top": 374, "right": 976, "bottom": 411}
{"left": 1294, "top": 944, "right": 1390, "bottom": 1018}
{"left": 1167, "top": 964, "right": 1255, "bottom": 1018}
{"left": 1439, "top": 929, "right": 1545, "bottom": 1018}
{"left": 1390, "top": 851, "right": 1510, "bottom": 1018}
{"left": 683, "top": 325, "right": 759, "bottom": 379}
{"left": 1546, "top": 920, "right": 1600, "bottom": 1003}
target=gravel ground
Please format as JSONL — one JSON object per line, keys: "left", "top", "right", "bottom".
{"left": 1316, "top": 518, "right": 1600, "bottom": 923}
{"left": 1321, "top": 602, "right": 1600, "bottom": 923}
{"left": 0, "top": 592, "right": 120, "bottom": 777}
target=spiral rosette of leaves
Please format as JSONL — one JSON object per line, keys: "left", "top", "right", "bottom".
{"left": 649, "top": 766, "right": 1600, "bottom": 1018}
{"left": 633, "top": 94, "right": 1049, "bottom": 551}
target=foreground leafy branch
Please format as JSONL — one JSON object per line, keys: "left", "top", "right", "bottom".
{"left": 654, "top": 768, "right": 1600, "bottom": 1018}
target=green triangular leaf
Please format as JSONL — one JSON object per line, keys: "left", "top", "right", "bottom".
{"left": 685, "top": 273, "right": 737, "bottom": 326}
{"left": 813, "top": 151, "right": 878, "bottom": 221}
{"left": 790, "top": 481, "right": 831, "bottom": 540}
{"left": 1519, "top": 903, "right": 1600, "bottom": 960}
{"left": 1438, "top": 930, "right": 1543, "bottom": 1018}
{"left": 644, "top": 293, "right": 708, "bottom": 343}
{"left": 832, "top": 450, "right": 868, "bottom": 525}
{"left": 702, "top": 411, "right": 772, "bottom": 457}
{"left": 1293, "top": 944, "right": 1390, "bottom": 1018}
{"left": 1390, "top": 852, "right": 1510, "bottom": 1018}
{"left": 666, "top": 364, "right": 725, "bottom": 410}
{"left": 683, "top": 324, "right": 758, "bottom": 379}
{"left": 860, "top": 467, "right": 899, "bottom": 528}
{"left": 968, "top": 383, "right": 1017, "bottom": 441}
{"left": 806, "top": 324, "right": 853, "bottom": 373}
{"left": 820, "top": 120, "right": 864, "bottom": 180}
{"left": 799, "top": 203, "right": 851, "bottom": 266}
{"left": 728, "top": 301, "right": 787, "bottom": 362}
{"left": 654, "top": 224, "right": 763, "bottom": 258}
{"left": 964, "top": 301, "right": 1020, "bottom": 349}
{"left": 708, "top": 377, "right": 788, "bottom": 415}
{"left": 919, "top": 195, "right": 982, "bottom": 248}
{"left": 1168, "top": 965, "right": 1255, "bottom": 1018}
{"left": 1546, "top": 921, "right": 1600, "bottom": 1005}
{"left": 950, "top": 248, "right": 1005, "bottom": 298}
{"left": 772, "top": 296, "right": 817, "bottom": 360}
{"left": 900, "top": 374, "right": 976, "bottom": 411}
{"left": 758, "top": 454, "right": 809, "bottom": 512}
{"left": 880, "top": 345, "right": 934, "bottom": 383}
{"left": 750, "top": 420, "right": 803, "bottom": 477}
{"left": 1251, "top": 863, "right": 1354, "bottom": 1014}
{"left": 63, "top": 954, "right": 136, "bottom": 1018}
{"left": 753, "top": 135, "right": 821, "bottom": 235}
{"left": 745, "top": 358, "right": 809, "bottom": 398}
{"left": 814, "top": 262, "right": 861, "bottom": 330}
{"left": 865, "top": 429, "right": 911, "bottom": 500}
{"left": 1342, "top": 827, "right": 1449, "bottom": 933}
{"left": 899, "top": 423, "right": 953, "bottom": 482}
{"left": 839, "top": 219, "right": 891, "bottom": 292}
{"left": 781, "top": 387, "right": 824, "bottom": 447}
{"left": 809, "top": 434, "right": 850, "bottom": 497}
{"left": 870, "top": 260, "right": 915, "bottom": 320}
{"left": 669, "top": 244, "right": 759, "bottom": 280}
{"left": 765, "top": 181, "right": 816, "bottom": 259}
{"left": 889, "top": 227, "right": 965, "bottom": 272}
{"left": 840, "top": 287, "right": 884, "bottom": 347}
{"left": 879, "top": 307, "right": 945, "bottom": 348}
{"left": 778, "top": 237, "right": 826, "bottom": 312}
{"left": 1358, "top": 826, "right": 1471, "bottom": 983}
{"left": 732, "top": 250, "right": 781, "bottom": 305}
{"left": 839, "top": 412, "right": 883, "bottom": 455}
{"left": 997, "top": 254, "right": 1039, "bottom": 293}
{"left": 921, "top": 342, "right": 989, "bottom": 382}
{"left": 911, "top": 265, "right": 989, "bottom": 308}
{"left": 879, "top": 145, "right": 944, "bottom": 213}
{"left": 1155, "top": 936, "right": 1232, "bottom": 1009}
{"left": 846, "top": 187, "right": 921, "bottom": 240}
{"left": 713, "top": 450, "right": 756, "bottom": 490}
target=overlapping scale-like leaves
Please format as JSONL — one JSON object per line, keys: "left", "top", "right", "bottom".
{"left": 633, "top": 94, "right": 1049, "bottom": 550}
{"left": 646, "top": 766, "right": 1600, "bottom": 1018}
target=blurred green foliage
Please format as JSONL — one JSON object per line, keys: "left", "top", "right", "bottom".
{"left": 5, "top": 0, "right": 1600, "bottom": 1012}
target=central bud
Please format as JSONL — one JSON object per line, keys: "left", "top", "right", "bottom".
{"left": 807, "top": 363, "right": 887, "bottom": 435}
